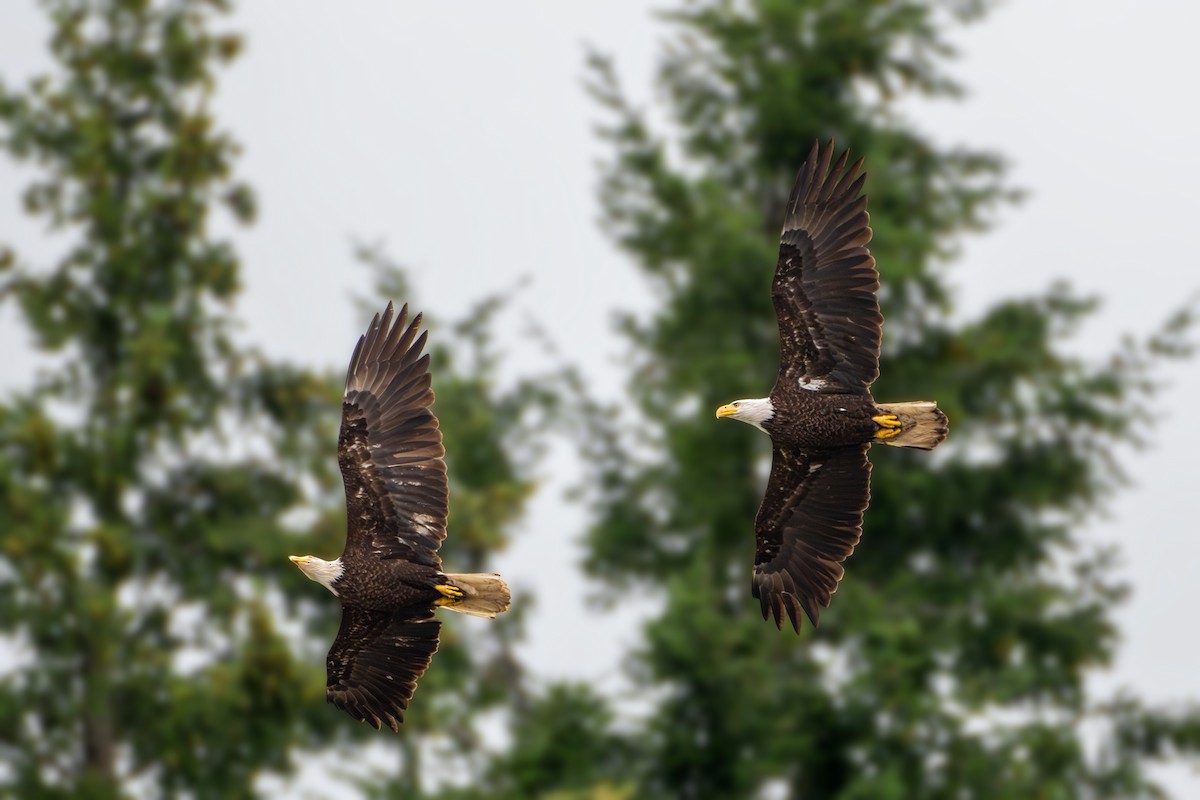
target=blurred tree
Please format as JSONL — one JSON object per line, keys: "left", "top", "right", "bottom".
{"left": 575, "top": 1, "right": 1200, "bottom": 798}
{"left": 0, "top": 1, "right": 337, "bottom": 796}
{"left": 480, "top": 682, "right": 633, "bottom": 800}
{"left": 0, "top": 3, "right": 546, "bottom": 798}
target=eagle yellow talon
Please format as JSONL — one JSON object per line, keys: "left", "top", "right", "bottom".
{"left": 873, "top": 414, "right": 902, "bottom": 440}
{"left": 433, "top": 584, "right": 464, "bottom": 606}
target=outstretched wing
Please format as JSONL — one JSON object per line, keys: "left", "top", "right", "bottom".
{"left": 339, "top": 303, "right": 448, "bottom": 569}
{"left": 772, "top": 141, "right": 882, "bottom": 395}
{"left": 326, "top": 604, "right": 441, "bottom": 731}
{"left": 752, "top": 444, "right": 871, "bottom": 633}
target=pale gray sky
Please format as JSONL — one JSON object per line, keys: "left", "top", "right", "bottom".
{"left": 2, "top": 0, "right": 1198, "bottom": 794}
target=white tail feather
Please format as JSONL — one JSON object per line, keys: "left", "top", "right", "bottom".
{"left": 877, "top": 401, "right": 949, "bottom": 450}
{"left": 441, "top": 573, "right": 511, "bottom": 618}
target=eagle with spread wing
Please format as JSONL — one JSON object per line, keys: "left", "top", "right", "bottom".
{"left": 716, "top": 142, "right": 948, "bottom": 633}
{"left": 290, "top": 303, "right": 510, "bottom": 731}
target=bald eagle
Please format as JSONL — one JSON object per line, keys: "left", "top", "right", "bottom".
{"left": 290, "top": 303, "right": 510, "bottom": 731}
{"left": 716, "top": 142, "right": 948, "bottom": 633}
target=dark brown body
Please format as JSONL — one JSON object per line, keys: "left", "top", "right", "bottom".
{"left": 762, "top": 391, "right": 880, "bottom": 450}
{"left": 337, "top": 541, "right": 443, "bottom": 611}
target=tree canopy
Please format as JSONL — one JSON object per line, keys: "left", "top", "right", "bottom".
{"left": 573, "top": 1, "right": 1200, "bottom": 797}
{"left": 3, "top": 1, "right": 1199, "bottom": 799}
{"left": 0, "top": 2, "right": 542, "bottom": 797}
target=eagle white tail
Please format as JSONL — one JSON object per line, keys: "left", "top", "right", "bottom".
{"left": 441, "top": 573, "right": 512, "bottom": 618}
{"left": 876, "top": 401, "right": 948, "bottom": 450}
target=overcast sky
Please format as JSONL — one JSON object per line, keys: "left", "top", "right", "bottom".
{"left": 2, "top": 0, "right": 1198, "bottom": 793}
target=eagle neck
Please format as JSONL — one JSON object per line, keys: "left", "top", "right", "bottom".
{"left": 741, "top": 397, "right": 775, "bottom": 432}
{"left": 311, "top": 557, "right": 345, "bottom": 596}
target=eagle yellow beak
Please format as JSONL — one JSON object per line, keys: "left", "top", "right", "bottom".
{"left": 289, "top": 555, "right": 311, "bottom": 565}
{"left": 715, "top": 403, "right": 738, "bottom": 419}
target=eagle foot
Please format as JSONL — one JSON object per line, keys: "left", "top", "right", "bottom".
{"left": 873, "top": 415, "right": 902, "bottom": 440}
{"left": 433, "top": 583, "right": 464, "bottom": 606}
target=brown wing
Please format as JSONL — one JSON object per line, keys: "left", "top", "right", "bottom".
{"left": 752, "top": 444, "right": 871, "bottom": 633}
{"left": 339, "top": 303, "right": 448, "bottom": 569}
{"left": 772, "top": 141, "right": 882, "bottom": 395}
{"left": 326, "top": 604, "right": 440, "bottom": 731}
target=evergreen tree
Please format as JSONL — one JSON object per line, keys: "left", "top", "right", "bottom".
{"left": 0, "top": 2, "right": 321, "bottom": 796}
{"left": 576, "top": 1, "right": 1200, "bottom": 797}
{"left": 0, "top": 3, "right": 544, "bottom": 797}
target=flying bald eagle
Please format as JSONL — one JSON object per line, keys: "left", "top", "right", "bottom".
{"left": 290, "top": 303, "right": 510, "bottom": 731}
{"left": 716, "top": 142, "right": 948, "bottom": 633}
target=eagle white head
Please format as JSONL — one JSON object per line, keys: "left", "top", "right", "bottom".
{"left": 289, "top": 555, "right": 344, "bottom": 596}
{"left": 715, "top": 397, "right": 775, "bottom": 433}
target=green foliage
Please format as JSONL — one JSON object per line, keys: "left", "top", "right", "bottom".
{"left": 573, "top": 1, "right": 1200, "bottom": 798}
{"left": 484, "top": 683, "right": 633, "bottom": 799}
{"left": 7, "top": 1, "right": 1199, "bottom": 798}
{"left": 366, "top": 681, "right": 632, "bottom": 800}
{"left": 0, "top": 2, "right": 326, "bottom": 796}
{"left": 0, "top": 3, "right": 549, "bottom": 798}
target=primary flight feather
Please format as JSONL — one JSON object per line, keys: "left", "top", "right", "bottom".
{"left": 290, "top": 303, "right": 510, "bottom": 731}
{"left": 716, "top": 142, "right": 948, "bottom": 633}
